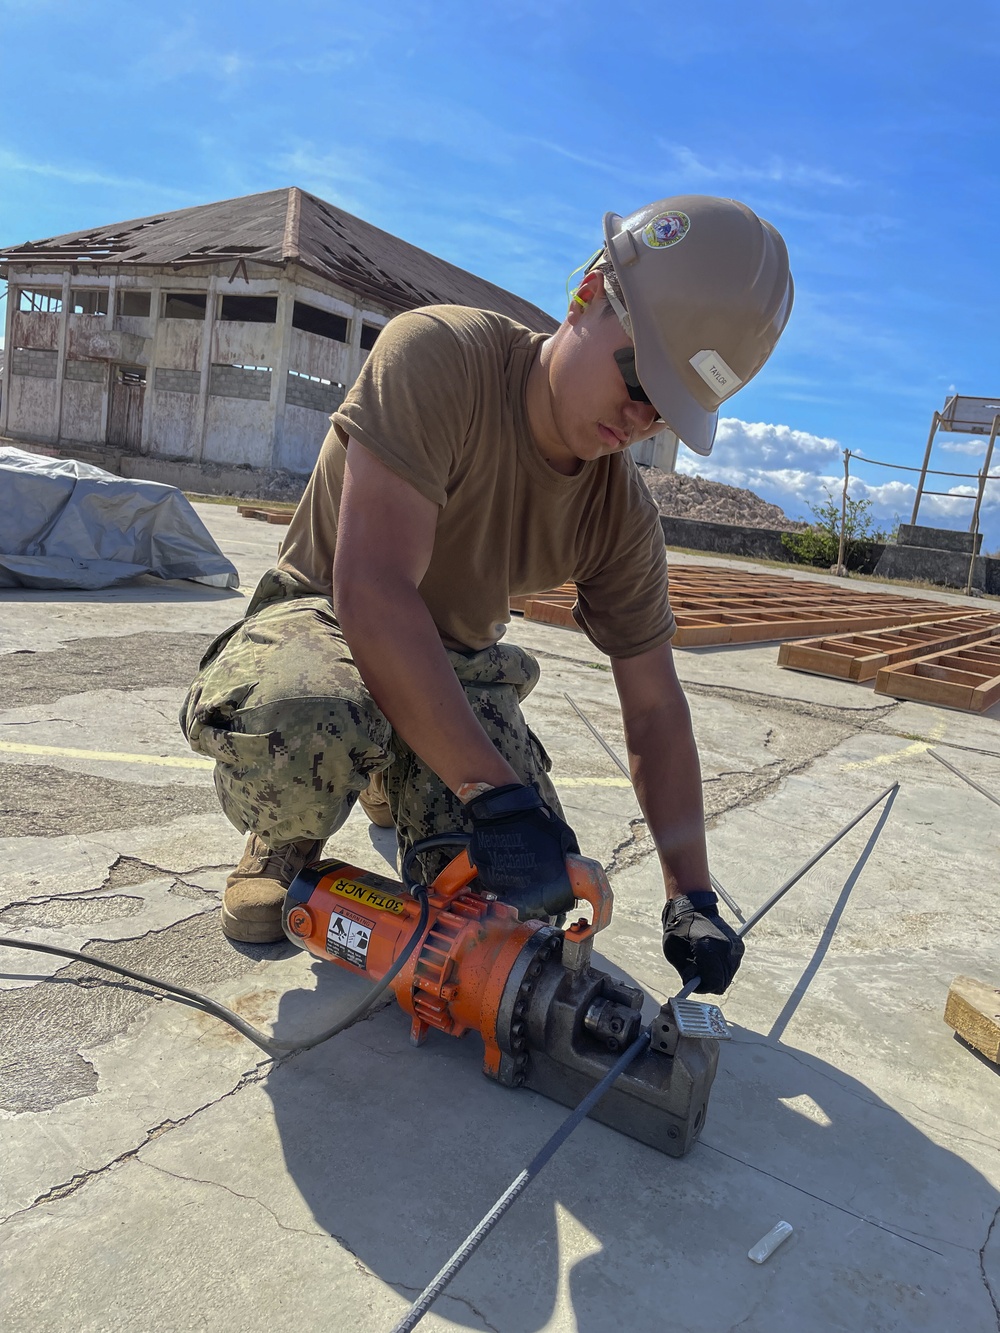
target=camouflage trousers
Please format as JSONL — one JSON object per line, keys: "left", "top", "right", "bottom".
{"left": 179, "top": 569, "right": 561, "bottom": 882}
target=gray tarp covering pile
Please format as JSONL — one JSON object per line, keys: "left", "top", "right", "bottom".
{"left": 0, "top": 448, "right": 239, "bottom": 591}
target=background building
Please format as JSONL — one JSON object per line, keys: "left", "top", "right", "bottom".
{"left": 0, "top": 187, "right": 676, "bottom": 490}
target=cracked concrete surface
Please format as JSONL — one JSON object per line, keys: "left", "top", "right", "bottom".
{"left": 1, "top": 510, "right": 998, "bottom": 1332}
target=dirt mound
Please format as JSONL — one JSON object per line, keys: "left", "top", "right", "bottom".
{"left": 638, "top": 468, "right": 807, "bottom": 531}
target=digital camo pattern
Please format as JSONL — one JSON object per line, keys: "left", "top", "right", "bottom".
{"left": 180, "top": 569, "right": 563, "bottom": 884}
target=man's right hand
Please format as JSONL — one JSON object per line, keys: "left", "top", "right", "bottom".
{"left": 467, "top": 783, "right": 579, "bottom": 920}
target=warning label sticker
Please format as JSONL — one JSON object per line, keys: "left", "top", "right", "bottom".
{"left": 326, "top": 905, "right": 373, "bottom": 969}
{"left": 328, "top": 876, "right": 406, "bottom": 916}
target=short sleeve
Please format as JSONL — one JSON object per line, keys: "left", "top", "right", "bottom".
{"left": 331, "top": 309, "right": 474, "bottom": 507}
{"left": 572, "top": 488, "right": 676, "bottom": 658}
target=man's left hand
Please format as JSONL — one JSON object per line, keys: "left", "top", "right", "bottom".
{"left": 661, "top": 891, "right": 744, "bottom": 995}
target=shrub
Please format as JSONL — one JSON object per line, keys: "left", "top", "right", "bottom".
{"left": 781, "top": 490, "right": 888, "bottom": 570}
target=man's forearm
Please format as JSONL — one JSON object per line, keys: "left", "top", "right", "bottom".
{"left": 336, "top": 575, "right": 518, "bottom": 796}
{"left": 622, "top": 696, "right": 711, "bottom": 899}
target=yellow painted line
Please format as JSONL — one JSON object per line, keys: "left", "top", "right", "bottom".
{"left": 839, "top": 721, "right": 947, "bottom": 772}
{"left": 0, "top": 741, "right": 631, "bottom": 786}
{"left": 0, "top": 741, "right": 213, "bottom": 769}
{"left": 840, "top": 741, "right": 931, "bottom": 771}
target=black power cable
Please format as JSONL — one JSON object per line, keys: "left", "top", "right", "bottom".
{"left": 0, "top": 832, "right": 476, "bottom": 1057}
{"left": 0, "top": 888, "right": 429, "bottom": 1059}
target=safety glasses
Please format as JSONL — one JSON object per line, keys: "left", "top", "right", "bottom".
{"left": 614, "top": 347, "right": 666, "bottom": 427}
{"left": 614, "top": 346, "right": 653, "bottom": 406}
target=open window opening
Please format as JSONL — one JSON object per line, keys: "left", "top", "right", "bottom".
{"left": 163, "top": 292, "right": 208, "bottom": 320}
{"left": 71, "top": 289, "right": 109, "bottom": 316}
{"left": 118, "top": 291, "right": 152, "bottom": 318}
{"left": 219, "top": 295, "right": 278, "bottom": 323}
{"left": 18, "top": 288, "right": 63, "bottom": 314}
{"left": 359, "top": 323, "right": 382, "bottom": 351}
{"left": 292, "top": 301, "right": 349, "bottom": 342}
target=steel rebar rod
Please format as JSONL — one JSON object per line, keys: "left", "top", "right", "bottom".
{"left": 928, "top": 748, "right": 1000, "bottom": 810}
{"left": 391, "top": 783, "right": 900, "bottom": 1331}
{"left": 563, "top": 691, "right": 746, "bottom": 922}
{"left": 738, "top": 782, "right": 899, "bottom": 936}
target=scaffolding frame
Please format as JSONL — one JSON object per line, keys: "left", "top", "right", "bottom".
{"left": 910, "top": 394, "right": 1000, "bottom": 532}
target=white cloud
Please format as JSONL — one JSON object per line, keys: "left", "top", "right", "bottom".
{"left": 0, "top": 146, "right": 192, "bottom": 199}
{"left": 939, "top": 438, "right": 989, "bottom": 456}
{"left": 659, "top": 144, "right": 856, "bottom": 191}
{"left": 677, "top": 417, "right": 1000, "bottom": 543}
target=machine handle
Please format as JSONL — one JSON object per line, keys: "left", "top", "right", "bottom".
{"left": 403, "top": 836, "right": 472, "bottom": 897}
{"left": 428, "top": 847, "right": 479, "bottom": 901}
{"left": 563, "top": 854, "right": 614, "bottom": 941}
{"left": 427, "top": 849, "right": 614, "bottom": 939}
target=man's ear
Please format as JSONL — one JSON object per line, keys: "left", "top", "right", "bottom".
{"left": 567, "top": 268, "right": 606, "bottom": 320}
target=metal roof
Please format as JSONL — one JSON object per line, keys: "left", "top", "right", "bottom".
{"left": 0, "top": 187, "right": 558, "bottom": 332}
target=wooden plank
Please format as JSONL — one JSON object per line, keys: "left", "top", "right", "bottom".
{"left": 521, "top": 599, "right": 578, "bottom": 630}
{"left": 510, "top": 568, "right": 974, "bottom": 649}
{"left": 777, "top": 614, "right": 1000, "bottom": 681}
{"left": 875, "top": 633, "right": 1000, "bottom": 711}
{"left": 237, "top": 505, "right": 294, "bottom": 525}
{"left": 945, "top": 975, "right": 1000, "bottom": 1064}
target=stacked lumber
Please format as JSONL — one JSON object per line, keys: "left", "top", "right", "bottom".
{"left": 777, "top": 614, "right": 1000, "bottom": 681}
{"left": 511, "top": 569, "right": 969, "bottom": 648}
{"left": 667, "top": 570, "right": 958, "bottom": 646}
{"left": 875, "top": 636, "right": 1000, "bottom": 712}
{"left": 237, "top": 505, "right": 295, "bottom": 525}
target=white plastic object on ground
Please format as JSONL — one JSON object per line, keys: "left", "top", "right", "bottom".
{"left": 747, "top": 1220, "right": 793, "bottom": 1264}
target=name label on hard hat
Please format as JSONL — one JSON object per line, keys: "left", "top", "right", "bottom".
{"left": 327, "top": 877, "right": 407, "bottom": 915}
{"left": 690, "top": 349, "right": 742, "bottom": 396}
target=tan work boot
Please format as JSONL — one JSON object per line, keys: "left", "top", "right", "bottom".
{"left": 358, "top": 770, "right": 394, "bottom": 829}
{"left": 221, "top": 833, "right": 323, "bottom": 943}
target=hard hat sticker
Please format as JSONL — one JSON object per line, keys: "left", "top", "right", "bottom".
{"left": 690, "top": 349, "right": 742, "bottom": 396}
{"left": 642, "top": 211, "right": 690, "bottom": 249}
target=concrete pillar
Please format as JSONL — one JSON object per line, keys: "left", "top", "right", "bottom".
{"left": 139, "top": 276, "right": 162, "bottom": 454}
{"left": 97, "top": 274, "right": 118, "bottom": 444}
{"left": 105, "top": 275, "right": 117, "bottom": 333}
{"left": 53, "top": 270, "right": 71, "bottom": 442}
{"left": 269, "top": 276, "right": 295, "bottom": 471}
{"left": 0, "top": 267, "right": 15, "bottom": 435}
{"left": 195, "top": 274, "right": 219, "bottom": 463}
{"left": 347, "top": 300, "right": 364, "bottom": 387}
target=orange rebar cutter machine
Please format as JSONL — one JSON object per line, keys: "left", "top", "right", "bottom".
{"left": 283, "top": 845, "right": 726, "bottom": 1157}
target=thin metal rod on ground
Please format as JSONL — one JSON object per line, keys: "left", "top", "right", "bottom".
{"left": 928, "top": 748, "right": 1000, "bottom": 809}
{"left": 388, "top": 1019, "right": 661, "bottom": 1333}
{"left": 738, "top": 782, "right": 899, "bottom": 936}
{"left": 390, "top": 783, "right": 899, "bottom": 1331}
{"left": 563, "top": 692, "right": 746, "bottom": 922}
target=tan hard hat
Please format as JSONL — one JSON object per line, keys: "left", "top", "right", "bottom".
{"left": 601, "top": 195, "right": 793, "bottom": 456}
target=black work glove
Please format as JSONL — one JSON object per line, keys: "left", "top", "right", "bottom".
{"left": 661, "top": 891, "right": 744, "bottom": 995}
{"left": 467, "top": 783, "right": 579, "bottom": 920}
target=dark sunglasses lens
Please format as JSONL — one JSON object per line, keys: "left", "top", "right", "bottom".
{"left": 613, "top": 347, "right": 652, "bottom": 405}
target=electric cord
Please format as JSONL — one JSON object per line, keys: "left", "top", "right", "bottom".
{"left": 0, "top": 887, "right": 429, "bottom": 1060}
{"left": 0, "top": 828, "right": 470, "bottom": 1058}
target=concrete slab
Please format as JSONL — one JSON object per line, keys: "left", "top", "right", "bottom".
{"left": 2, "top": 502, "right": 998, "bottom": 1333}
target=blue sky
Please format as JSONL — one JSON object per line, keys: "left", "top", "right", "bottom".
{"left": 2, "top": 0, "right": 999, "bottom": 547}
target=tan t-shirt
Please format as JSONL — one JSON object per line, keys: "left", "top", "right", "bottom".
{"left": 278, "top": 305, "right": 674, "bottom": 657}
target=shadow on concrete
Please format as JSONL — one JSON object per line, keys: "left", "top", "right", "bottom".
{"left": 1, "top": 579, "right": 243, "bottom": 604}
{"left": 767, "top": 788, "right": 897, "bottom": 1042}
{"left": 259, "top": 945, "right": 1000, "bottom": 1333}
{"left": 954, "top": 1033, "right": 1000, "bottom": 1077}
